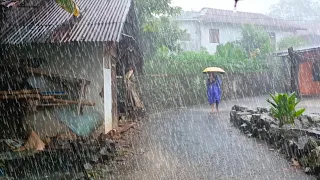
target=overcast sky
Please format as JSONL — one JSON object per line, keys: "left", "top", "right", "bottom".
{"left": 171, "top": 0, "right": 280, "bottom": 14}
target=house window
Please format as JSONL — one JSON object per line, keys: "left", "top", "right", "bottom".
{"left": 268, "top": 32, "right": 276, "bottom": 45}
{"left": 209, "top": 29, "right": 219, "bottom": 43}
{"left": 313, "top": 61, "right": 320, "bottom": 81}
{"left": 268, "top": 32, "right": 276, "bottom": 39}
{"left": 180, "top": 33, "right": 191, "bottom": 41}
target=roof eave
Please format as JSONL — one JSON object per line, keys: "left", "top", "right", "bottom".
{"left": 175, "top": 18, "right": 199, "bottom": 21}
{"left": 200, "top": 20, "right": 304, "bottom": 31}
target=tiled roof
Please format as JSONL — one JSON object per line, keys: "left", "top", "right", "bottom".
{"left": 176, "top": 8, "right": 305, "bottom": 31}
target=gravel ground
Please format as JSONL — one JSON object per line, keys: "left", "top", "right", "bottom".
{"left": 108, "top": 96, "right": 317, "bottom": 180}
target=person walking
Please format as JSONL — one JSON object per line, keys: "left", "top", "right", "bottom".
{"left": 207, "top": 73, "right": 222, "bottom": 113}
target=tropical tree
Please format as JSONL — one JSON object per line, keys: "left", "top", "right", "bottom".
{"left": 269, "top": 0, "right": 320, "bottom": 20}
{"left": 239, "top": 24, "right": 274, "bottom": 59}
{"left": 134, "top": 0, "right": 185, "bottom": 58}
{"left": 134, "top": 0, "right": 181, "bottom": 24}
{"left": 141, "top": 16, "right": 186, "bottom": 58}
{"left": 215, "top": 42, "right": 247, "bottom": 60}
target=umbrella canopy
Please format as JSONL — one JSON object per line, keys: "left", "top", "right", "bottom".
{"left": 203, "top": 67, "right": 226, "bottom": 74}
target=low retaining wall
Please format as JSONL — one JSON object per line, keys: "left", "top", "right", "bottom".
{"left": 230, "top": 105, "right": 320, "bottom": 177}
{"left": 138, "top": 70, "right": 288, "bottom": 113}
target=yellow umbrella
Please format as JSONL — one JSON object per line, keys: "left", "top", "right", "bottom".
{"left": 203, "top": 67, "right": 226, "bottom": 74}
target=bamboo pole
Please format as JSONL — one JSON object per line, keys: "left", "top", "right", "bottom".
{"left": 52, "top": 99, "right": 95, "bottom": 106}
{"left": 0, "top": 94, "right": 55, "bottom": 100}
{"left": 0, "top": 89, "right": 40, "bottom": 95}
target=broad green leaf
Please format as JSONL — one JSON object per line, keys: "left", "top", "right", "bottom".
{"left": 267, "top": 99, "right": 277, "bottom": 108}
{"left": 295, "top": 109, "right": 305, "bottom": 117}
{"left": 267, "top": 92, "right": 304, "bottom": 128}
{"left": 55, "top": 0, "right": 80, "bottom": 17}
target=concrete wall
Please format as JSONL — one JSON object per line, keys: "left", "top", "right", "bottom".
{"left": 200, "top": 23, "right": 242, "bottom": 54}
{"left": 1, "top": 43, "right": 106, "bottom": 138}
{"left": 178, "top": 21, "right": 295, "bottom": 54}
{"left": 178, "top": 21, "right": 201, "bottom": 51}
{"left": 138, "top": 62, "right": 288, "bottom": 113}
{"left": 272, "top": 30, "right": 293, "bottom": 44}
{"left": 40, "top": 43, "right": 104, "bottom": 115}
{"left": 17, "top": 43, "right": 105, "bottom": 114}
{"left": 25, "top": 110, "right": 70, "bottom": 138}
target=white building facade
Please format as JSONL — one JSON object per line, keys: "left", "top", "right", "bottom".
{"left": 177, "top": 8, "right": 304, "bottom": 54}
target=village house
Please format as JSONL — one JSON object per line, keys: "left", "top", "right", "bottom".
{"left": 0, "top": 0, "right": 142, "bottom": 141}
{"left": 292, "top": 22, "right": 320, "bottom": 50}
{"left": 176, "top": 8, "right": 305, "bottom": 54}
{"left": 276, "top": 46, "right": 320, "bottom": 96}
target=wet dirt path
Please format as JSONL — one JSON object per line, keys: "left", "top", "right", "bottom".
{"left": 108, "top": 96, "right": 316, "bottom": 180}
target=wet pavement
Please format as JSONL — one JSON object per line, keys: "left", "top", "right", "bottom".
{"left": 108, "top": 96, "right": 318, "bottom": 180}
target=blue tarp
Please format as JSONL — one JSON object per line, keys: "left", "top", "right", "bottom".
{"left": 28, "top": 76, "right": 103, "bottom": 137}
{"left": 51, "top": 106, "right": 103, "bottom": 137}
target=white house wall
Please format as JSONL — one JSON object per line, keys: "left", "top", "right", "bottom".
{"left": 39, "top": 43, "right": 104, "bottom": 115}
{"left": 5, "top": 43, "right": 105, "bottom": 138}
{"left": 201, "top": 23, "right": 242, "bottom": 54}
{"left": 178, "top": 21, "right": 295, "bottom": 54}
{"left": 273, "top": 30, "right": 294, "bottom": 43}
{"left": 178, "top": 21, "right": 201, "bottom": 51}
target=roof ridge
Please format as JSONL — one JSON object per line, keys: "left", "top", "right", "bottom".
{"left": 204, "top": 7, "right": 264, "bottom": 13}
{"left": 177, "top": 8, "right": 304, "bottom": 30}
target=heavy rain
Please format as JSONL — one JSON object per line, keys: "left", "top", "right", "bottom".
{"left": 1, "top": 0, "right": 320, "bottom": 179}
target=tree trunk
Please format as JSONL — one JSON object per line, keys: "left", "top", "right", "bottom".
{"left": 288, "top": 47, "right": 301, "bottom": 98}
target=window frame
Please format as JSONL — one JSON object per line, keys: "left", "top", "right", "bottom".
{"left": 312, "top": 61, "right": 320, "bottom": 81}
{"left": 268, "top": 32, "right": 276, "bottom": 44}
{"left": 209, "top": 29, "right": 220, "bottom": 43}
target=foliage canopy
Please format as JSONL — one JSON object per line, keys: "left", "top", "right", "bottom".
{"left": 269, "top": 0, "right": 320, "bottom": 20}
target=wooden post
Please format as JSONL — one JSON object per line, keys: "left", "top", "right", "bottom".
{"left": 123, "top": 62, "right": 128, "bottom": 117}
{"left": 104, "top": 52, "right": 113, "bottom": 133}
{"left": 111, "top": 62, "right": 118, "bottom": 128}
{"left": 288, "top": 47, "right": 301, "bottom": 98}
{"left": 77, "top": 80, "right": 86, "bottom": 115}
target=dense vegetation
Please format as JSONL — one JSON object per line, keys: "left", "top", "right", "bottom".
{"left": 134, "top": 0, "right": 185, "bottom": 59}
{"left": 277, "top": 36, "right": 307, "bottom": 51}
{"left": 269, "top": 0, "right": 320, "bottom": 21}
{"left": 143, "top": 24, "right": 274, "bottom": 75}
{"left": 144, "top": 50, "right": 268, "bottom": 74}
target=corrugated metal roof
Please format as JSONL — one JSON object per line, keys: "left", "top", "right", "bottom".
{"left": 275, "top": 46, "right": 320, "bottom": 57}
{"left": 176, "top": 8, "right": 305, "bottom": 31}
{"left": 0, "top": 0, "right": 132, "bottom": 44}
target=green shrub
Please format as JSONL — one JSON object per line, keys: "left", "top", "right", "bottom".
{"left": 216, "top": 42, "right": 247, "bottom": 60}
{"left": 240, "top": 24, "right": 274, "bottom": 58}
{"left": 144, "top": 50, "right": 267, "bottom": 75}
{"left": 267, "top": 92, "right": 305, "bottom": 128}
{"left": 277, "top": 36, "right": 307, "bottom": 51}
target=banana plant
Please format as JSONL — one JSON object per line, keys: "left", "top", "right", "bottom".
{"left": 267, "top": 92, "right": 305, "bottom": 128}
{"left": 55, "top": 0, "right": 80, "bottom": 17}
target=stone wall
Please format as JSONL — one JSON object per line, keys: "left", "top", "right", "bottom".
{"left": 230, "top": 105, "right": 320, "bottom": 177}
{"left": 137, "top": 68, "right": 289, "bottom": 113}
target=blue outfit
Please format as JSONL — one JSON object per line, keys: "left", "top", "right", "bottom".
{"left": 207, "top": 76, "right": 222, "bottom": 105}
